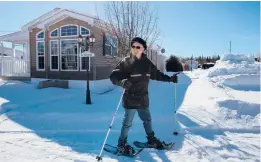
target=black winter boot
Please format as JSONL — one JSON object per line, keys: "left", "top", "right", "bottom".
{"left": 117, "top": 140, "right": 135, "bottom": 155}
{"left": 147, "top": 134, "right": 164, "bottom": 149}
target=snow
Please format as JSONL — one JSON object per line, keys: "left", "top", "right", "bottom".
{"left": 220, "top": 54, "right": 255, "bottom": 64}
{"left": 0, "top": 54, "right": 260, "bottom": 161}
{"left": 30, "top": 78, "right": 116, "bottom": 94}
{"left": 208, "top": 54, "right": 260, "bottom": 77}
{"left": 207, "top": 54, "right": 260, "bottom": 93}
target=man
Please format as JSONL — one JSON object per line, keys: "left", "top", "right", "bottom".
{"left": 109, "top": 37, "right": 178, "bottom": 154}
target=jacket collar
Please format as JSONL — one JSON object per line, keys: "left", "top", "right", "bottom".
{"left": 130, "top": 53, "right": 146, "bottom": 60}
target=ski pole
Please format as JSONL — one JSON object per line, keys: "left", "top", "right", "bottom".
{"left": 173, "top": 72, "right": 179, "bottom": 136}
{"left": 96, "top": 89, "right": 125, "bottom": 161}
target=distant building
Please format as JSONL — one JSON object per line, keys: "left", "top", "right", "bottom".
{"left": 184, "top": 60, "right": 198, "bottom": 71}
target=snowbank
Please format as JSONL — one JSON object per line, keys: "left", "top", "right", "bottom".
{"left": 208, "top": 54, "right": 260, "bottom": 77}
{"left": 220, "top": 54, "right": 255, "bottom": 64}
{"left": 207, "top": 54, "right": 260, "bottom": 91}
{"left": 223, "top": 75, "right": 260, "bottom": 91}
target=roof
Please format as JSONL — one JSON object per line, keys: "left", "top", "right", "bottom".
{"left": 0, "top": 31, "right": 29, "bottom": 43}
{"left": 22, "top": 8, "right": 100, "bottom": 31}
{"left": 0, "top": 8, "right": 102, "bottom": 43}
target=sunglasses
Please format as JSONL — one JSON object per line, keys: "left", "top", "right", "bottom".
{"left": 131, "top": 45, "right": 142, "bottom": 49}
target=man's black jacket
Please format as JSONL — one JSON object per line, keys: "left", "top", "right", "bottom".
{"left": 109, "top": 53, "right": 171, "bottom": 109}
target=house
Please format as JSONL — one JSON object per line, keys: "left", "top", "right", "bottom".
{"left": 0, "top": 8, "right": 166, "bottom": 81}
{"left": 184, "top": 59, "right": 199, "bottom": 71}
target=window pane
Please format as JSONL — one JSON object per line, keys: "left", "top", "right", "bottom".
{"left": 112, "top": 47, "right": 117, "bottom": 56}
{"left": 37, "top": 31, "right": 44, "bottom": 39}
{"left": 51, "top": 29, "right": 58, "bottom": 37}
{"left": 61, "top": 25, "right": 78, "bottom": 36}
{"left": 105, "top": 33, "right": 111, "bottom": 45}
{"left": 81, "top": 27, "right": 89, "bottom": 35}
{"left": 61, "top": 40, "right": 77, "bottom": 55}
{"left": 80, "top": 38, "right": 89, "bottom": 53}
{"left": 61, "top": 40, "right": 78, "bottom": 70}
{"left": 111, "top": 37, "right": 118, "bottom": 47}
{"left": 81, "top": 57, "right": 89, "bottom": 70}
{"left": 37, "top": 42, "right": 44, "bottom": 56}
{"left": 105, "top": 33, "right": 118, "bottom": 56}
{"left": 51, "top": 56, "right": 58, "bottom": 69}
{"left": 61, "top": 56, "right": 78, "bottom": 70}
{"left": 38, "top": 56, "right": 44, "bottom": 69}
{"left": 51, "top": 41, "right": 58, "bottom": 55}
{"left": 105, "top": 45, "right": 111, "bottom": 55}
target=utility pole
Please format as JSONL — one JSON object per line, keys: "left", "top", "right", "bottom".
{"left": 191, "top": 54, "right": 193, "bottom": 72}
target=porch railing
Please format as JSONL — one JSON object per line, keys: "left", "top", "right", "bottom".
{"left": 0, "top": 57, "right": 30, "bottom": 77}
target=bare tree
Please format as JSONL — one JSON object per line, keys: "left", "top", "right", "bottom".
{"left": 95, "top": 1, "right": 160, "bottom": 58}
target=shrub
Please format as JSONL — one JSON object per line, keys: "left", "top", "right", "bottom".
{"left": 166, "top": 55, "right": 184, "bottom": 72}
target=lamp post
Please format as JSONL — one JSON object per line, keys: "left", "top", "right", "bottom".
{"left": 78, "top": 34, "right": 96, "bottom": 104}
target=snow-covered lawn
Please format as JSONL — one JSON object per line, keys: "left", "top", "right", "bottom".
{"left": 0, "top": 54, "right": 260, "bottom": 162}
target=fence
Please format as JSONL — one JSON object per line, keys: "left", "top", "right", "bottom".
{"left": 0, "top": 57, "right": 30, "bottom": 77}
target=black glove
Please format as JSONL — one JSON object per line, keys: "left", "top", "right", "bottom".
{"left": 121, "top": 79, "right": 132, "bottom": 90}
{"left": 170, "top": 75, "right": 178, "bottom": 83}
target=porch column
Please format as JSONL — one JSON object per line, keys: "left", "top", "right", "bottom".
{"left": 12, "top": 42, "right": 16, "bottom": 59}
{"left": 24, "top": 42, "right": 30, "bottom": 76}
{"left": 1, "top": 41, "right": 3, "bottom": 76}
{"left": 22, "top": 43, "right": 25, "bottom": 60}
{"left": 25, "top": 41, "right": 29, "bottom": 61}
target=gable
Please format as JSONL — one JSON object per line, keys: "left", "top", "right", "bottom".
{"left": 26, "top": 9, "right": 96, "bottom": 31}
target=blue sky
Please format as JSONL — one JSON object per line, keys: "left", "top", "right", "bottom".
{"left": 0, "top": 1, "right": 259, "bottom": 57}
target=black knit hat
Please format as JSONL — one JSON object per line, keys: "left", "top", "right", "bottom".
{"left": 131, "top": 37, "right": 147, "bottom": 50}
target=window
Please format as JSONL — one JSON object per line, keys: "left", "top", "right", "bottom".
{"left": 79, "top": 37, "right": 90, "bottom": 71}
{"left": 36, "top": 41, "right": 45, "bottom": 71}
{"left": 60, "top": 25, "right": 78, "bottom": 37}
{"left": 104, "top": 45, "right": 112, "bottom": 56}
{"left": 37, "top": 31, "right": 44, "bottom": 39}
{"left": 104, "top": 33, "right": 118, "bottom": 56}
{"left": 81, "top": 57, "right": 90, "bottom": 71}
{"left": 80, "top": 38, "right": 89, "bottom": 53}
{"left": 80, "top": 26, "right": 90, "bottom": 36}
{"left": 50, "top": 28, "right": 58, "bottom": 38}
{"left": 60, "top": 39, "right": 78, "bottom": 71}
{"left": 50, "top": 40, "right": 59, "bottom": 71}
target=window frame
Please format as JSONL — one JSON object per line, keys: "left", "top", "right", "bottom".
{"left": 49, "top": 40, "right": 59, "bottom": 71}
{"left": 36, "top": 40, "right": 45, "bottom": 71}
{"left": 80, "top": 26, "right": 90, "bottom": 37}
{"left": 104, "top": 33, "right": 118, "bottom": 56}
{"left": 36, "top": 30, "right": 45, "bottom": 40}
{"left": 50, "top": 28, "right": 59, "bottom": 38}
{"left": 60, "top": 24, "right": 78, "bottom": 38}
{"left": 60, "top": 39, "right": 79, "bottom": 71}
